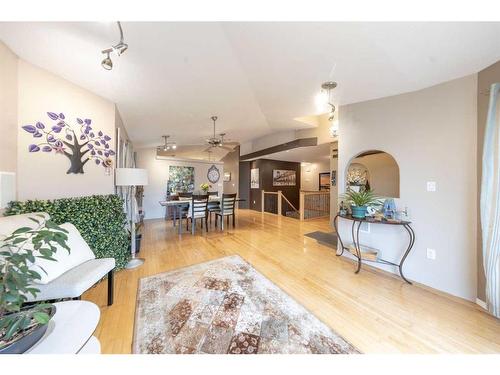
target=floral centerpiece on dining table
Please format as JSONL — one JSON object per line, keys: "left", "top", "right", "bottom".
{"left": 200, "top": 183, "right": 211, "bottom": 193}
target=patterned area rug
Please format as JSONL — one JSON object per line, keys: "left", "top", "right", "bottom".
{"left": 133, "top": 255, "right": 359, "bottom": 354}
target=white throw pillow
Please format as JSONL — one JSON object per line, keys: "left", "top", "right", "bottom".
{"left": 30, "top": 223, "right": 95, "bottom": 284}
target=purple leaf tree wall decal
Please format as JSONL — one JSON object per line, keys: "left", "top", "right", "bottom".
{"left": 22, "top": 112, "right": 115, "bottom": 174}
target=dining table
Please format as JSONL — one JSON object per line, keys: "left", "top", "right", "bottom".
{"left": 159, "top": 196, "right": 245, "bottom": 234}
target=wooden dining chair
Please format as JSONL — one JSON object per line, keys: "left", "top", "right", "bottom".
{"left": 186, "top": 194, "right": 209, "bottom": 234}
{"left": 176, "top": 192, "right": 192, "bottom": 224}
{"left": 214, "top": 193, "right": 237, "bottom": 229}
{"left": 165, "top": 194, "right": 178, "bottom": 220}
{"left": 207, "top": 191, "right": 219, "bottom": 224}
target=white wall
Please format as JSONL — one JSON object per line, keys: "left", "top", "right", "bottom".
{"left": 17, "top": 60, "right": 116, "bottom": 200}
{"left": 0, "top": 41, "right": 17, "bottom": 174}
{"left": 338, "top": 75, "right": 478, "bottom": 301}
{"left": 300, "top": 160, "right": 330, "bottom": 191}
{"left": 136, "top": 148, "right": 224, "bottom": 219}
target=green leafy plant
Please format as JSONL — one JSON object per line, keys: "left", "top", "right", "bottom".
{"left": 200, "top": 182, "right": 211, "bottom": 192}
{"left": 0, "top": 215, "right": 69, "bottom": 348}
{"left": 341, "top": 189, "right": 382, "bottom": 207}
{"left": 5, "top": 194, "right": 129, "bottom": 268}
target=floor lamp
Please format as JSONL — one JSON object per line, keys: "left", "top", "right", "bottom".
{"left": 115, "top": 168, "right": 149, "bottom": 269}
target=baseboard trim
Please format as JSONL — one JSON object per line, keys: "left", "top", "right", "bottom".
{"left": 476, "top": 298, "right": 487, "bottom": 310}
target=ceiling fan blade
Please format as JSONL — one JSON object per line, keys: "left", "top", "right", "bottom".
{"left": 222, "top": 141, "right": 239, "bottom": 146}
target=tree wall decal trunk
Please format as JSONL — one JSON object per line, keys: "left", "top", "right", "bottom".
{"left": 63, "top": 137, "right": 90, "bottom": 174}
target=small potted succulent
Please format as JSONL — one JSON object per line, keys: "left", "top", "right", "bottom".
{"left": 0, "top": 215, "right": 69, "bottom": 354}
{"left": 200, "top": 183, "right": 211, "bottom": 194}
{"left": 341, "top": 189, "right": 382, "bottom": 219}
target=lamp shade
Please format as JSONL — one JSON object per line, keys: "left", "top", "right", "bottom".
{"left": 115, "top": 168, "right": 149, "bottom": 186}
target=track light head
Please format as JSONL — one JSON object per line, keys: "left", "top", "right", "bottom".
{"left": 101, "top": 52, "right": 113, "bottom": 70}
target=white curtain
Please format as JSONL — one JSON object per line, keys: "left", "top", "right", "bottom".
{"left": 480, "top": 82, "right": 500, "bottom": 318}
{"left": 116, "top": 129, "right": 137, "bottom": 227}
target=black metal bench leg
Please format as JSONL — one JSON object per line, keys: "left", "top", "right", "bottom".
{"left": 107, "top": 269, "right": 114, "bottom": 306}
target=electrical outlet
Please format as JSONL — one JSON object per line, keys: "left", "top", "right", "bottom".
{"left": 427, "top": 181, "right": 436, "bottom": 192}
{"left": 426, "top": 248, "right": 436, "bottom": 260}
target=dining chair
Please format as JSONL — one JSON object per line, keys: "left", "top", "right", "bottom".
{"left": 165, "top": 194, "right": 178, "bottom": 220}
{"left": 207, "top": 191, "right": 219, "bottom": 224}
{"left": 186, "top": 194, "right": 209, "bottom": 235}
{"left": 214, "top": 193, "right": 237, "bottom": 229}
{"left": 176, "top": 192, "right": 192, "bottom": 225}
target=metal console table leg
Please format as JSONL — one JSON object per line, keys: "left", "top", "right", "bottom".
{"left": 333, "top": 213, "right": 415, "bottom": 284}
{"left": 399, "top": 224, "right": 416, "bottom": 284}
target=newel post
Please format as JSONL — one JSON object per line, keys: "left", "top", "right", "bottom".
{"left": 277, "top": 190, "right": 282, "bottom": 216}
{"left": 299, "top": 192, "right": 305, "bottom": 221}
{"left": 261, "top": 190, "right": 265, "bottom": 213}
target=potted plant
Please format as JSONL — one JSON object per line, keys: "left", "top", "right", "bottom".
{"left": 0, "top": 215, "right": 69, "bottom": 354}
{"left": 200, "top": 183, "right": 211, "bottom": 194}
{"left": 341, "top": 189, "right": 382, "bottom": 219}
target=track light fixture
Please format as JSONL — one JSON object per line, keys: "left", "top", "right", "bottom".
{"left": 320, "top": 81, "right": 339, "bottom": 137}
{"left": 158, "top": 135, "right": 177, "bottom": 152}
{"left": 320, "top": 81, "right": 337, "bottom": 122}
{"left": 101, "top": 21, "right": 128, "bottom": 70}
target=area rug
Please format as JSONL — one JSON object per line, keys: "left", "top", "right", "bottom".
{"left": 133, "top": 255, "right": 359, "bottom": 354}
{"left": 304, "top": 231, "right": 337, "bottom": 250}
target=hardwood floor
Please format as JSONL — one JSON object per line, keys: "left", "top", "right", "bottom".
{"left": 84, "top": 209, "right": 500, "bottom": 354}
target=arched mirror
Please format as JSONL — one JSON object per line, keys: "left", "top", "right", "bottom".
{"left": 346, "top": 150, "right": 400, "bottom": 198}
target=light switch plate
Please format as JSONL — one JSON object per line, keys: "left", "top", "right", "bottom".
{"left": 426, "top": 248, "right": 436, "bottom": 260}
{"left": 427, "top": 181, "right": 436, "bottom": 192}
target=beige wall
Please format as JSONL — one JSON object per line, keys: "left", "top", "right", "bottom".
{"left": 297, "top": 113, "right": 336, "bottom": 145}
{"left": 115, "top": 106, "right": 131, "bottom": 144}
{"left": 338, "top": 75, "right": 478, "bottom": 301}
{"left": 477, "top": 60, "right": 500, "bottom": 301}
{"left": 349, "top": 152, "right": 400, "bottom": 198}
{"left": 17, "top": 61, "right": 116, "bottom": 200}
{"left": 330, "top": 142, "right": 338, "bottom": 224}
{"left": 0, "top": 41, "right": 18, "bottom": 174}
{"left": 300, "top": 159, "right": 330, "bottom": 191}
{"left": 136, "top": 148, "right": 224, "bottom": 219}
{"left": 221, "top": 146, "right": 239, "bottom": 194}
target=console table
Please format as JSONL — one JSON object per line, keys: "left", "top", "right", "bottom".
{"left": 333, "top": 213, "right": 415, "bottom": 284}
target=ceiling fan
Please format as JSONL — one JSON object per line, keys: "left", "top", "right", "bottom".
{"left": 203, "top": 116, "right": 239, "bottom": 152}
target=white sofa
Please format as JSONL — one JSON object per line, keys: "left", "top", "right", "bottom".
{"left": 0, "top": 212, "right": 115, "bottom": 305}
